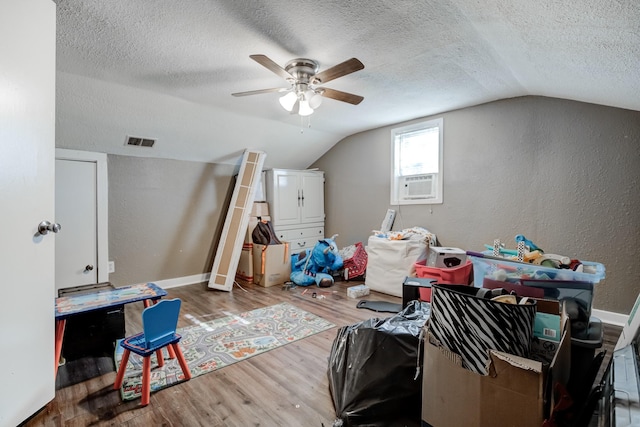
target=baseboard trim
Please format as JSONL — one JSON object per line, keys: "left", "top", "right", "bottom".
{"left": 592, "top": 308, "right": 628, "bottom": 327}
{"left": 153, "top": 273, "right": 211, "bottom": 290}
{"left": 149, "top": 275, "right": 632, "bottom": 327}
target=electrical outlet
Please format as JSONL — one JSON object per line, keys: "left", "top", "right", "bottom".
{"left": 108, "top": 261, "right": 115, "bottom": 273}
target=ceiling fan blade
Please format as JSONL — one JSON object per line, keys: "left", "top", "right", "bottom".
{"left": 232, "top": 87, "right": 289, "bottom": 97}
{"left": 313, "top": 58, "right": 364, "bottom": 84}
{"left": 318, "top": 87, "right": 364, "bottom": 105}
{"left": 249, "top": 54, "right": 294, "bottom": 80}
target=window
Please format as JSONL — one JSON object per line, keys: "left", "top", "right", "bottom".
{"left": 390, "top": 118, "right": 443, "bottom": 205}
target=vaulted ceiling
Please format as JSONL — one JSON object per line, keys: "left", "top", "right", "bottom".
{"left": 54, "top": 0, "right": 640, "bottom": 169}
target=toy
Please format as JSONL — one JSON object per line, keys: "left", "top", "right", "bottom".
{"left": 290, "top": 234, "right": 344, "bottom": 288}
{"left": 515, "top": 234, "right": 544, "bottom": 253}
{"left": 482, "top": 236, "right": 579, "bottom": 272}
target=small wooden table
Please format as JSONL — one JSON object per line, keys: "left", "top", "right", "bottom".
{"left": 54, "top": 282, "right": 167, "bottom": 376}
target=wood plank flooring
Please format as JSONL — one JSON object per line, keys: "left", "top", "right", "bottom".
{"left": 25, "top": 280, "right": 407, "bottom": 427}
{"left": 23, "top": 280, "right": 622, "bottom": 427}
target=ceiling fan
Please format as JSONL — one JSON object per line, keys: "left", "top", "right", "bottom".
{"left": 232, "top": 54, "right": 365, "bottom": 116}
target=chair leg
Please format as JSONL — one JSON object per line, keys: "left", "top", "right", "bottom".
{"left": 167, "top": 345, "right": 176, "bottom": 359}
{"left": 172, "top": 343, "right": 192, "bottom": 380}
{"left": 156, "top": 349, "right": 164, "bottom": 367}
{"left": 113, "top": 349, "right": 131, "bottom": 389}
{"left": 141, "top": 356, "right": 151, "bottom": 406}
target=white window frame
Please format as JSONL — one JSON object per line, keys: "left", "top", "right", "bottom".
{"left": 390, "top": 118, "right": 443, "bottom": 205}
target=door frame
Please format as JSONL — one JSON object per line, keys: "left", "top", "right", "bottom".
{"left": 55, "top": 149, "right": 109, "bottom": 283}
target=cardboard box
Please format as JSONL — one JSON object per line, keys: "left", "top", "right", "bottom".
{"left": 427, "top": 247, "right": 467, "bottom": 268}
{"left": 422, "top": 300, "right": 570, "bottom": 427}
{"left": 531, "top": 312, "right": 562, "bottom": 364}
{"left": 252, "top": 243, "right": 291, "bottom": 287}
{"left": 235, "top": 243, "right": 253, "bottom": 282}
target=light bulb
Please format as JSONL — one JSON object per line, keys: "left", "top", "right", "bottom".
{"left": 298, "top": 100, "right": 314, "bottom": 116}
{"left": 279, "top": 92, "right": 297, "bottom": 112}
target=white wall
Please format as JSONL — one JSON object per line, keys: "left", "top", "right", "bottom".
{"left": 313, "top": 96, "right": 640, "bottom": 314}
{"left": 107, "top": 155, "right": 235, "bottom": 286}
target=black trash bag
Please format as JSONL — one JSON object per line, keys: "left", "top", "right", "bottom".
{"left": 328, "top": 300, "right": 430, "bottom": 427}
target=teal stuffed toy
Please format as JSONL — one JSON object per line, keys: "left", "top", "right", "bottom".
{"left": 290, "top": 234, "right": 343, "bottom": 287}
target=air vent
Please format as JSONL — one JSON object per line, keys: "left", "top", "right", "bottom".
{"left": 125, "top": 136, "right": 156, "bottom": 147}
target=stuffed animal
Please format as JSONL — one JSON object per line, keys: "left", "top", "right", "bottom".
{"left": 290, "top": 234, "right": 343, "bottom": 287}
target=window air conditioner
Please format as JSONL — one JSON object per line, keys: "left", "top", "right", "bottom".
{"left": 400, "top": 174, "right": 435, "bottom": 200}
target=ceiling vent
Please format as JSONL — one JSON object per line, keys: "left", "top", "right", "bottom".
{"left": 125, "top": 136, "right": 156, "bottom": 147}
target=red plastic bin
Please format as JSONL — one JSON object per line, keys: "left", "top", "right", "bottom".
{"left": 414, "top": 260, "right": 473, "bottom": 301}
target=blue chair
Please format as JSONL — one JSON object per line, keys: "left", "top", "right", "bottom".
{"left": 113, "top": 298, "right": 191, "bottom": 406}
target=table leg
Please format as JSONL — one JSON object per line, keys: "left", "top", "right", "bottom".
{"left": 55, "top": 319, "right": 66, "bottom": 377}
{"left": 144, "top": 297, "right": 162, "bottom": 308}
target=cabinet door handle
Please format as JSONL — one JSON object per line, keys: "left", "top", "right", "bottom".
{"left": 297, "top": 189, "right": 301, "bottom": 207}
{"left": 300, "top": 189, "right": 304, "bottom": 206}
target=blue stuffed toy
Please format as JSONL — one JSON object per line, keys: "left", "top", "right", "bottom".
{"left": 290, "top": 234, "right": 343, "bottom": 287}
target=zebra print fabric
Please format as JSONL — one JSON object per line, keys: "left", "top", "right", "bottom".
{"left": 429, "top": 284, "right": 537, "bottom": 375}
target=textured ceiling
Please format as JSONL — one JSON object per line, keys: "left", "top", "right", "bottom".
{"left": 54, "top": 0, "right": 640, "bottom": 169}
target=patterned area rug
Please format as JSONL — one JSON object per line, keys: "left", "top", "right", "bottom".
{"left": 114, "top": 302, "right": 335, "bottom": 401}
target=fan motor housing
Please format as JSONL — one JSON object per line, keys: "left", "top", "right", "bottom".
{"left": 284, "top": 58, "right": 319, "bottom": 83}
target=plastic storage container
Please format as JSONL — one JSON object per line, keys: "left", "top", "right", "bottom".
{"left": 469, "top": 255, "right": 605, "bottom": 287}
{"left": 415, "top": 259, "right": 473, "bottom": 284}
{"left": 414, "top": 260, "right": 473, "bottom": 301}
{"left": 470, "top": 254, "right": 605, "bottom": 323}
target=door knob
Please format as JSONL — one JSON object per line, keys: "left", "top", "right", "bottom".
{"left": 38, "top": 220, "right": 62, "bottom": 235}
{"left": 85, "top": 265, "right": 94, "bottom": 272}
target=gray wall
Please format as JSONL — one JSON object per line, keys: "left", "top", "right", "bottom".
{"left": 108, "top": 155, "right": 235, "bottom": 286}
{"left": 312, "top": 96, "right": 640, "bottom": 314}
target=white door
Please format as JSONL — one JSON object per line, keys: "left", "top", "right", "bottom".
{"left": 55, "top": 159, "right": 98, "bottom": 291}
{"left": 300, "top": 172, "right": 325, "bottom": 224}
{"left": 0, "top": 1, "right": 56, "bottom": 425}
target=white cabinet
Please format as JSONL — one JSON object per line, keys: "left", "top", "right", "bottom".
{"left": 266, "top": 169, "right": 325, "bottom": 252}
{"left": 274, "top": 226, "right": 325, "bottom": 253}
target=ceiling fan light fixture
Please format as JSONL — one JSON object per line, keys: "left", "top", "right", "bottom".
{"left": 298, "top": 100, "right": 314, "bottom": 116}
{"left": 236, "top": 55, "right": 364, "bottom": 118}
{"left": 279, "top": 91, "right": 298, "bottom": 112}
{"left": 306, "top": 90, "right": 323, "bottom": 109}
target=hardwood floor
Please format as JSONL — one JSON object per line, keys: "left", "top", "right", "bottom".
{"left": 24, "top": 280, "right": 622, "bottom": 427}
{"left": 26, "top": 280, "right": 407, "bottom": 427}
